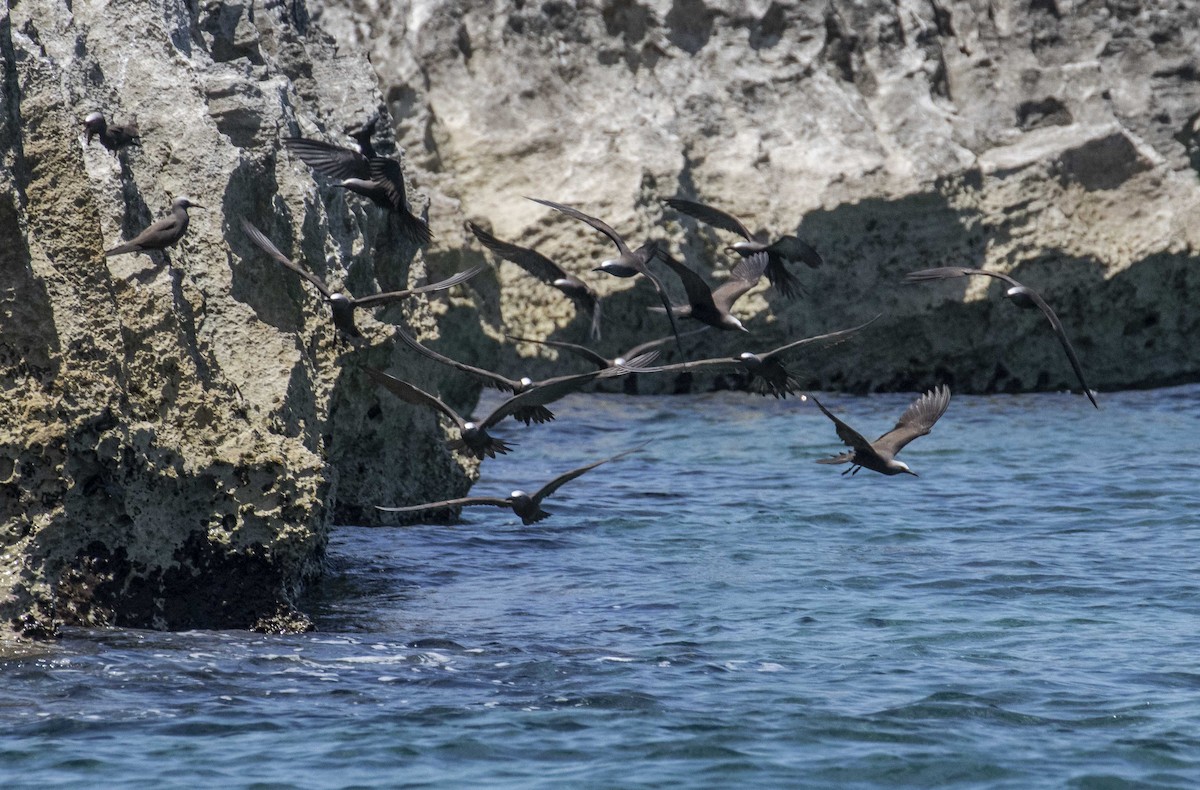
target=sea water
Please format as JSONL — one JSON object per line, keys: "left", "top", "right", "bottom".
{"left": 2, "top": 386, "right": 1199, "bottom": 788}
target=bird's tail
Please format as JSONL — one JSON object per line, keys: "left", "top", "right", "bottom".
{"left": 589, "top": 298, "right": 603, "bottom": 341}
{"left": 450, "top": 435, "right": 512, "bottom": 459}
{"left": 103, "top": 243, "right": 139, "bottom": 257}
{"left": 525, "top": 508, "right": 552, "bottom": 525}
{"left": 511, "top": 405, "right": 555, "bottom": 426}
{"left": 766, "top": 265, "right": 806, "bottom": 300}
{"left": 815, "top": 452, "right": 854, "bottom": 465}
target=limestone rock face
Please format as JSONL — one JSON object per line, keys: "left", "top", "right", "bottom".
{"left": 1, "top": 0, "right": 483, "bottom": 636}
{"left": 316, "top": 0, "right": 1200, "bottom": 395}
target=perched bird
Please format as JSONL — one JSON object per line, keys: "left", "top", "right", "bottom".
{"left": 467, "top": 220, "right": 603, "bottom": 340}
{"left": 506, "top": 327, "right": 710, "bottom": 370}
{"left": 83, "top": 111, "right": 140, "bottom": 152}
{"left": 527, "top": 197, "right": 683, "bottom": 353}
{"left": 365, "top": 361, "right": 646, "bottom": 458}
{"left": 654, "top": 251, "right": 768, "bottom": 332}
{"left": 376, "top": 445, "right": 645, "bottom": 525}
{"left": 283, "top": 122, "right": 431, "bottom": 245}
{"left": 104, "top": 196, "right": 202, "bottom": 257}
{"left": 665, "top": 197, "right": 823, "bottom": 299}
{"left": 241, "top": 219, "right": 483, "bottom": 337}
{"left": 614, "top": 317, "right": 878, "bottom": 398}
{"left": 904, "top": 266, "right": 1098, "bottom": 409}
{"left": 396, "top": 328, "right": 656, "bottom": 424}
{"left": 813, "top": 385, "right": 951, "bottom": 477}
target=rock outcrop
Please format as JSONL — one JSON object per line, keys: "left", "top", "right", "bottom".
{"left": 316, "top": 0, "right": 1200, "bottom": 395}
{"left": 1, "top": 0, "right": 484, "bottom": 636}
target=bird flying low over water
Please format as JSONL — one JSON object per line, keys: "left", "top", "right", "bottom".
{"left": 104, "top": 196, "right": 202, "bottom": 257}
{"left": 376, "top": 445, "right": 646, "bottom": 525}
{"left": 527, "top": 197, "right": 683, "bottom": 354}
{"left": 365, "top": 359, "right": 648, "bottom": 458}
{"left": 904, "top": 266, "right": 1098, "bottom": 409}
{"left": 283, "top": 120, "right": 432, "bottom": 245}
{"left": 813, "top": 385, "right": 951, "bottom": 477}
{"left": 83, "top": 112, "right": 140, "bottom": 152}
{"left": 664, "top": 198, "right": 823, "bottom": 300}
{"left": 616, "top": 317, "right": 879, "bottom": 398}
{"left": 241, "top": 220, "right": 484, "bottom": 337}
{"left": 467, "top": 220, "right": 602, "bottom": 340}
{"left": 654, "top": 251, "right": 768, "bottom": 332}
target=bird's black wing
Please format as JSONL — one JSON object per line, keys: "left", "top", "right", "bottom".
{"left": 527, "top": 197, "right": 631, "bottom": 255}
{"left": 656, "top": 250, "right": 719, "bottom": 313}
{"left": 1008, "top": 286, "right": 1098, "bottom": 409}
{"left": 396, "top": 328, "right": 520, "bottom": 392}
{"left": 903, "top": 266, "right": 1021, "bottom": 288}
{"left": 283, "top": 137, "right": 370, "bottom": 181}
{"left": 240, "top": 219, "right": 333, "bottom": 300}
{"left": 664, "top": 198, "right": 752, "bottom": 240}
{"left": 468, "top": 221, "right": 569, "bottom": 284}
{"left": 873, "top": 385, "right": 952, "bottom": 457}
{"left": 529, "top": 444, "right": 648, "bottom": 507}
{"left": 352, "top": 265, "right": 486, "bottom": 308}
{"left": 711, "top": 252, "right": 769, "bottom": 314}
{"left": 480, "top": 369, "right": 610, "bottom": 429}
{"left": 376, "top": 496, "right": 512, "bottom": 515}
{"left": 364, "top": 367, "right": 467, "bottom": 430}
{"left": 768, "top": 236, "right": 824, "bottom": 269}
{"left": 761, "top": 316, "right": 880, "bottom": 361}
{"left": 366, "top": 158, "right": 433, "bottom": 245}
{"left": 811, "top": 396, "right": 877, "bottom": 455}
{"left": 506, "top": 335, "right": 611, "bottom": 369}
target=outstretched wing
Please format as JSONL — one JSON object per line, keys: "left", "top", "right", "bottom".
{"left": 711, "top": 252, "right": 769, "bottom": 313}
{"left": 468, "top": 221, "right": 569, "bottom": 284}
{"left": 614, "top": 355, "right": 737, "bottom": 375}
{"left": 768, "top": 236, "right": 824, "bottom": 269}
{"left": 530, "top": 443, "right": 648, "bottom": 506}
{"left": 811, "top": 396, "right": 876, "bottom": 455}
{"left": 375, "top": 497, "right": 512, "bottom": 515}
{"left": 283, "top": 137, "right": 370, "bottom": 181}
{"left": 240, "top": 219, "right": 333, "bottom": 300}
{"left": 761, "top": 315, "right": 880, "bottom": 361}
{"left": 664, "top": 198, "right": 752, "bottom": 240}
{"left": 903, "top": 266, "right": 1021, "bottom": 289}
{"left": 395, "top": 328, "right": 520, "bottom": 392}
{"left": 481, "top": 369, "right": 610, "bottom": 428}
{"left": 506, "top": 334, "right": 611, "bottom": 369}
{"left": 527, "top": 197, "right": 631, "bottom": 255}
{"left": 352, "top": 264, "right": 486, "bottom": 308}
{"left": 366, "top": 158, "right": 433, "bottom": 245}
{"left": 364, "top": 367, "right": 467, "bottom": 430}
{"left": 1007, "top": 286, "right": 1098, "bottom": 409}
{"left": 656, "top": 250, "right": 719, "bottom": 313}
{"left": 874, "top": 385, "right": 952, "bottom": 456}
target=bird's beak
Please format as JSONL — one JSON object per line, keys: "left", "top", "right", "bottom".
{"left": 723, "top": 245, "right": 738, "bottom": 254}
{"left": 192, "top": 204, "right": 207, "bottom": 210}
{"left": 737, "top": 324, "right": 750, "bottom": 333}
{"left": 905, "top": 469, "right": 919, "bottom": 477}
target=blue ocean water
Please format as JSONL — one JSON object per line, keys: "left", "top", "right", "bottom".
{"left": 3, "top": 385, "right": 1200, "bottom": 788}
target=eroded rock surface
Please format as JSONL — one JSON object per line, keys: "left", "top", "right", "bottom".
{"left": 316, "top": 0, "right": 1200, "bottom": 395}
{"left": 1, "top": 0, "right": 484, "bottom": 636}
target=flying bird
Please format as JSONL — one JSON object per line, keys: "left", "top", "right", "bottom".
{"left": 615, "top": 317, "right": 878, "bottom": 398}
{"left": 376, "top": 445, "right": 645, "bottom": 525}
{"left": 527, "top": 197, "right": 683, "bottom": 353}
{"left": 365, "top": 361, "right": 645, "bottom": 458}
{"left": 664, "top": 197, "right": 823, "bottom": 299}
{"left": 904, "top": 266, "right": 1098, "bottom": 409}
{"left": 83, "top": 112, "right": 140, "bottom": 152}
{"left": 104, "top": 196, "right": 202, "bottom": 257}
{"left": 506, "top": 327, "right": 710, "bottom": 370}
{"left": 813, "top": 385, "right": 951, "bottom": 477}
{"left": 283, "top": 121, "right": 431, "bottom": 245}
{"left": 655, "top": 251, "right": 768, "bottom": 332}
{"left": 241, "top": 219, "right": 483, "bottom": 337}
{"left": 467, "top": 221, "right": 603, "bottom": 340}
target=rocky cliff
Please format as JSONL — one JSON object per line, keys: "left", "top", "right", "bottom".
{"left": 316, "top": 0, "right": 1200, "bottom": 395}
{"left": 0, "top": 0, "right": 483, "bottom": 637}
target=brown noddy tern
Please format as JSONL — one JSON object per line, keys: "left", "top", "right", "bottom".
{"left": 241, "top": 219, "right": 483, "bottom": 337}
{"left": 283, "top": 122, "right": 432, "bottom": 245}
{"left": 613, "top": 317, "right": 877, "bottom": 398}
{"left": 813, "top": 385, "right": 951, "bottom": 477}
{"left": 664, "top": 198, "right": 823, "bottom": 299}
{"left": 396, "top": 328, "right": 657, "bottom": 423}
{"left": 467, "top": 220, "right": 603, "bottom": 340}
{"left": 904, "top": 266, "right": 1098, "bottom": 409}
{"left": 654, "top": 251, "right": 769, "bottom": 332}
{"left": 526, "top": 197, "right": 684, "bottom": 355}
{"left": 104, "top": 196, "right": 202, "bottom": 257}
{"left": 83, "top": 111, "right": 140, "bottom": 152}
{"left": 365, "top": 360, "right": 648, "bottom": 459}
{"left": 506, "top": 327, "right": 711, "bottom": 370}
{"left": 376, "top": 445, "right": 646, "bottom": 525}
